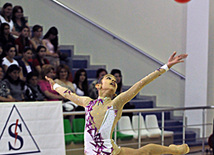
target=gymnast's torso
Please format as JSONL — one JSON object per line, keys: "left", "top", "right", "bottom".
{"left": 84, "top": 97, "right": 122, "bottom": 155}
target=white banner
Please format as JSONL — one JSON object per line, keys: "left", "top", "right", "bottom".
{"left": 0, "top": 101, "right": 65, "bottom": 155}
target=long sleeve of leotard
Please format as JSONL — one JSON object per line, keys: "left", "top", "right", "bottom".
{"left": 114, "top": 68, "right": 166, "bottom": 109}
{"left": 55, "top": 86, "right": 92, "bottom": 107}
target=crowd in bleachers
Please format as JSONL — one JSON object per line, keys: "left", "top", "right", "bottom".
{"left": 0, "top": 2, "right": 135, "bottom": 113}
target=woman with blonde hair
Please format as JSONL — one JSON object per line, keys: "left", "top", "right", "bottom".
{"left": 55, "top": 64, "right": 77, "bottom": 111}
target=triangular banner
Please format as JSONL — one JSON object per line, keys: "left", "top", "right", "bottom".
{"left": 0, "top": 105, "right": 40, "bottom": 154}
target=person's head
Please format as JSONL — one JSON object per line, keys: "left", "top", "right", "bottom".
{"left": 20, "top": 26, "right": 30, "bottom": 38}
{"left": 43, "top": 26, "right": 58, "bottom": 51}
{"left": 12, "top": 5, "right": 24, "bottom": 20}
{"left": 22, "top": 47, "right": 33, "bottom": 61}
{"left": 0, "top": 23, "right": 10, "bottom": 36}
{"left": 36, "top": 45, "right": 46, "bottom": 58}
{"left": 0, "top": 66, "right": 4, "bottom": 80}
{"left": 96, "top": 68, "right": 107, "bottom": 79}
{"left": 43, "top": 26, "right": 58, "bottom": 40}
{"left": 26, "top": 72, "right": 39, "bottom": 86}
{"left": 110, "top": 69, "right": 122, "bottom": 84}
{"left": 5, "top": 64, "right": 20, "bottom": 81}
{"left": 111, "top": 69, "right": 122, "bottom": 94}
{"left": 41, "top": 64, "right": 55, "bottom": 80}
{"left": 73, "top": 69, "right": 88, "bottom": 95}
{"left": 32, "top": 25, "right": 43, "bottom": 38}
{"left": 1, "top": 3, "right": 13, "bottom": 19}
{"left": 96, "top": 74, "right": 117, "bottom": 96}
{"left": 74, "top": 69, "right": 87, "bottom": 84}
{"left": 4, "top": 44, "right": 16, "bottom": 59}
{"left": 56, "top": 64, "right": 70, "bottom": 80}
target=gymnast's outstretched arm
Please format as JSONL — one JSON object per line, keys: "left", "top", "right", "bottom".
{"left": 114, "top": 51, "right": 188, "bottom": 109}
{"left": 45, "top": 76, "right": 92, "bottom": 107}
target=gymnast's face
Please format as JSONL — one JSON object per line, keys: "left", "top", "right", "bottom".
{"left": 100, "top": 74, "right": 117, "bottom": 93}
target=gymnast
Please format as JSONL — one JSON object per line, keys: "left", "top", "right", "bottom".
{"left": 46, "top": 51, "right": 189, "bottom": 155}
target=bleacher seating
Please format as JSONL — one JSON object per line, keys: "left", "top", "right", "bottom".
{"left": 71, "top": 118, "right": 85, "bottom": 144}
{"left": 132, "top": 115, "right": 149, "bottom": 139}
{"left": 63, "top": 119, "right": 73, "bottom": 145}
{"left": 145, "top": 115, "right": 174, "bottom": 138}
{"left": 118, "top": 116, "right": 137, "bottom": 138}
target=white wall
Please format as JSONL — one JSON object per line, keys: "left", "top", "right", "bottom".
{"left": 0, "top": 0, "right": 187, "bottom": 110}
{"left": 185, "top": 0, "right": 210, "bottom": 136}
{"left": 207, "top": 0, "right": 214, "bottom": 135}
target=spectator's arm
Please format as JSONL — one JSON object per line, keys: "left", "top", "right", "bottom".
{"left": 43, "top": 90, "right": 64, "bottom": 100}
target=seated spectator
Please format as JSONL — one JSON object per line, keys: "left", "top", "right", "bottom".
{"left": 88, "top": 68, "right": 107, "bottom": 99}
{"left": 0, "top": 65, "right": 16, "bottom": 102}
{"left": 38, "top": 64, "right": 63, "bottom": 101}
{"left": 0, "top": 23, "right": 15, "bottom": 52}
{"left": 12, "top": 5, "right": 29, "bottom": 36}
{"left": 0, "top": 3, "right": 16, "bottom": 36}
{"left": 110, "top": 69, "right": 123, "bottom": 95}
{"left": 55, "top": 64, "right": 77, "bottom": 111}
{"left": 73, "top": 69, "right": 89, "bottom": 118}
{"left": 111, "top": 69, "right": 135, "bottom": 119}
{"left": 31, "top": 25, "right": 46, "bottom": 52}
{"left": 25, "top": 72, "right": 46, "bottom": 101}
{"left": 54, "top": 64, "right": 75, "bottom": 92}
{"left": 42, "top": 26, "right": 59, "bottom": 70}
{"left": 18, "top": 47, "right": 34, "bottom": 80}
{"left": 32, "top": 45, "right": 49, "bottom": 77}
{"left": 3, "top": 64, "right": 25, "bottom": 101}
{"left": 15, "top": 26, "right": 32, "bottom": 56}
{"left": 2, "top": 44, "right": 19, "bottom": 72}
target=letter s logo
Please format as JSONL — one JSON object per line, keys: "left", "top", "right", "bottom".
{"left": 8, "top": 119, "right": 24, "bottom": 150}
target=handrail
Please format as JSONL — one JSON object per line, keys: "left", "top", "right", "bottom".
{"left": 64, "top": 105, "right": 214, "bottom": 153}
{"left": 51, "top": 0, "right": 185, "bottom": 80}
{"left": 63, "top": 105, "right": 214, "bottom": 116}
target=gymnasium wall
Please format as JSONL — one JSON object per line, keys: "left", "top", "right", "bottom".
{"left": 0, "top": 0, "right": 190, "bottom": 110}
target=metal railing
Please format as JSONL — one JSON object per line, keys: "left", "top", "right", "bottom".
{"left": 51, "top": 0, "right": 185, "bottom": 79}
{"left": 63, "top": 106, "right": 214, "bottom": 154}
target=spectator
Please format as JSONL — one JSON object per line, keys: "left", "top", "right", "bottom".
{"left": 38, "top": 64, "right": 63, "bottom": 101}
{"left": 0, "top": 3, "right": 16, "bottom": 35}
{"left": 2, "top": 44, "right": 19, "bottom": 72}
{"left": 0, "top": 65, "right": 16, "bottom": 102}
{"left": 111, "top": 69, "right": 135, "bottom": 119}
{"left": 88, "top": 68, "right": 107, "bottom": 99}
{"left": 15, "top": 25, "right": 32, "bottom": 56}
{"left": 110, "top": 69, "right": 123, "bottom": 95}
{"left": 73, "top": 68, "right": 89, "bottom": 118}
{"left": 31, "top": 25, "right": 45, "bottom": 52}
{"left": 32, "top": 45, "right": 49, "bottom": 77}
{"left": 12, "top": 5, "right": 29, "bottom": 36}
{"left": 55, "top": 64, "right": 75, "bottom": 93}
{"left": 0, "top": 23, "right": 15, "bottom": 52}
{"left": 55, "top": 64, "right": 76, "bottom": 111}
{"left": 25, "top": 72, "right": 46, "bottom": 101}
{"left": 3, "top": 64, "right": 25, "bottom": 101}
{"left": 42, "top": 26, "right": 59, "bottom": 70}
{"left": 18, "top": 47, "right": 34, "bottom": 80}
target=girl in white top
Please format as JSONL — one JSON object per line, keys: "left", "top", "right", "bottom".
{"left": 0, "top": 3, "right": 16, "bottom": 36}
{"left": 73, "top": 69, "right": 89, "bottom": 118}
{"left": 2, "top": 44, "right": 19, "bottom": 72}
